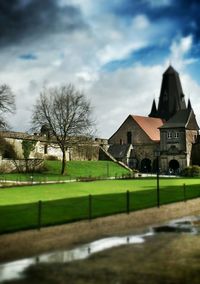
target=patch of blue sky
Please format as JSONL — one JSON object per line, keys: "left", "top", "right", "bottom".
{"left": 106, "top": 0, "right": 199, "bottom": 41}
{"left": 106, "top": 0, "right": 174, "bottom": 18}
{"left": 103, "top": 45, "right": 169, "bottom": 72}
{"left": 19, "top": 53, "right": 37, "bottom": 60}
{"left": 185, "top": 61, "right": 200, "bottom": 84}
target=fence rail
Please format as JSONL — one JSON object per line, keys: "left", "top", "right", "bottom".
{"left": 0, "top": 184, "right": 199, "bottom": 234}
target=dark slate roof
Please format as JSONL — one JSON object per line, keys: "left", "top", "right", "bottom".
{"left": 108, "top": 144, "right": 131, "bottom": 159}
{"left": 156, "top": 65, "right": 187, "bottom": 121}
{"left": 187, "top": 99, "right": 192, "bottom": 110}
{"left": 163, "top": 65, "right": 179, "bottom": 75}
{"left": 160, "top": 109, "right": 199, "bottom": 130}
{"left": 149, "top": 99, "right": 158, "bottom": 117}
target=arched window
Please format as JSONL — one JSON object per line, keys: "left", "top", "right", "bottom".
{"left": 174, "top": 132, "right": 179, "bottom": 139}
{"left": 169, "top": 159, "right": 180, "bottom": 174}
{"left": 167, "top": 131, "right": 172, "bottom": 139}
{"left": 141, "top": 158, "right": 152, "bottom": 173}
{"left": 44, "top": 144, "right": 48, "bottom": 154}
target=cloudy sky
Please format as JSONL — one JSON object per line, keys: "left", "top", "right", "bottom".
{"left": 1, "top": 0, "right": 200, "bottom": 138}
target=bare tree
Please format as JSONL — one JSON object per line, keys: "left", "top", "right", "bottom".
{"left": 32, "top": 84, "right": 94, "bottom": 175}
{"left": 0, "top": 84, "right": 15, "bottom": 129}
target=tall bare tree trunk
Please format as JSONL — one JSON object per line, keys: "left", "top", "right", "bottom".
{"left": 61, "top": 149, "right": 66, "bottom": 175}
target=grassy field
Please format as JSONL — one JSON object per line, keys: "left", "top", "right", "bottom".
{"left": 0, "top": 160, "right": 130, "bottom": 182}
{"left": 1, "top": 177, "right": 200, "bottom": 205}
{"left": 0, "top": 178, "right": 200, "bottom": 233}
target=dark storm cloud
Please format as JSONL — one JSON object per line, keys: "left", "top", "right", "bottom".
{"left": 0, "top": 0, "right": 87, "bottom": 46}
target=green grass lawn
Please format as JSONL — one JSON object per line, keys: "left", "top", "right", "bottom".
{"left": 0, "top": 178, "right": 200, "bottom": 234}
{"left": 1, "top": 177, "right": 200, "bottom": 205}
{"left": 0, "top": 160, "right": 130, "bottom": 182}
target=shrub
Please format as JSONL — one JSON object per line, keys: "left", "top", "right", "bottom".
{"left": 12, "top": 159, "right": 44, "bottom": 173}
{"left": 0, "top": 162, "right": 14, "bottom": 173}
{"left": 191, "top": 165, "right": 200, "bottom": 177}
{"left": 45, "top": 155, "right": 59, "bottom": 161}
{"left": 181, "top": 165, "right": 200, "bottom": 177}
{"left": 0, "top": 138, "right": 18, "bottom": 159}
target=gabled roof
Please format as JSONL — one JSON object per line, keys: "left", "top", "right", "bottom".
{"left": 131, "top": 115, "right": 164, "bottom": 141}
{"left": 160, "top": 109, "right": 199, "bottom": 130}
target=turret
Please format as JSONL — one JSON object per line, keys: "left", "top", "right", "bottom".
{"left": 149, "top": 99, "right": 158, "bottom": 117}
{"left": 187, "top": 99, "right": 192, "bottom": 110}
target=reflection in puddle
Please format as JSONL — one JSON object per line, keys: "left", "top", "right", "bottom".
{"left": 153, "top": 216, "right": 200, "bottom": 234}
{"left": 0, "top": 232, "right": 152, "bottom": 282}
{"left": 1, "top": 215, "right": 200, "bottom": 283}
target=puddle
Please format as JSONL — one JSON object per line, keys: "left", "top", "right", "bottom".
{"left": 153, "top": 215, "right": 200, "bottom": 235}
{"left": 1, "top": 215, "right": 200, "bottom": 283}
{"left": 0, "top": 232, "right": 152, "bottom": 282}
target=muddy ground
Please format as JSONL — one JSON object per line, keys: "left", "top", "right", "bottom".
{"left": 1, "top": 199, "right": 200, "bottom": 283}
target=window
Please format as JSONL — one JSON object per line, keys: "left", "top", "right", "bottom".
{"left": 127, "top": 132, "right": 132, "bottom": 144}
{"left": 44, "top": 144, "right": 48, "bottom": 154}
{"left": 120, "top": 139, "right": 123, "bottom": 145}
{"left": 174, "top": 132, "right": 179, "bottom": 139}
{"left": 167, "top": 132, "right": 172, "bottom": 139}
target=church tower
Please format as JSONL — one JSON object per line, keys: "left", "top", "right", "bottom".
{"left": 149, "top": 65, "right": 187, "bottom": 121}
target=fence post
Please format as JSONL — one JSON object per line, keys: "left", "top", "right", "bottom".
{"left": 183, "top": 184, "right": 187, "bottom": 202}
{"left": 89, "top": 194, "right": 92, "bottom": 221}
{"left": 38, "top": 200, "right": 42, "bottom": 230}
{"left": 126, "top": 190, "right": 130, "bottom": 214}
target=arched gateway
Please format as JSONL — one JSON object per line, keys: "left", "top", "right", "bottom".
{"left": 141, "top": 158, "right": 151, "bottom": 173}
{"left": 169, "top": 159, "right": 180, "bottom": 174}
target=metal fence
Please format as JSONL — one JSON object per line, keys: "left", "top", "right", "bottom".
{"left": 0, "top": 183, "right": 199, "bottom": 234}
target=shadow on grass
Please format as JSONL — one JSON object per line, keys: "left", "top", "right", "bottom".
{"left": 0, "top": 184, "right": 200, "bottom": 234}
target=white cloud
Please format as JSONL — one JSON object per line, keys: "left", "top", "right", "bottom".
{"left": 97, "top": 42, "right": 146, "bottom": 65}
{"left": 169, "top": 35, "right": 194, "bottom": 69}
{"left": 171, "top": 35, "right": 192, "bottom": 56}
{"left": 2, "top": 2, "right": 200, "bottom": 138}
{"left": 131, "top": 15, "right": 150, "bottom": 30}
{"left": 87, "top": 64, "right": 164, "bottom": 137}
{"left": 181, "top": 74, "right": 200, "bottom": 120}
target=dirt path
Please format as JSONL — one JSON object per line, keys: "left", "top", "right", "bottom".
{"left": 1, "top": 198, "right": 200, "bottom": 263}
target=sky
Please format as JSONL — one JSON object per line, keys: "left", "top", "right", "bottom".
{"left": 1, "top": 0, "right": 200, "bottom": 138}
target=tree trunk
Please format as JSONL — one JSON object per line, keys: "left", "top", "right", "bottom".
{"left": 61, "top": 149, "right": 66, "bottom": 175}
{"left": 25, "top": 159, "right": 28, "bottom": 173}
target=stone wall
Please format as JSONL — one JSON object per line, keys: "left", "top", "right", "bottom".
{"left": 185, "top": 129, "right": 198, "bottom": 166}
{"left": 108, "top": 116, "right": 159, "bottom": 171}
{"left": 159, "top": 128, "right": 198, "bottom": 172}
{"left": 0, "top": 132, "right": 106, "bottom": 165}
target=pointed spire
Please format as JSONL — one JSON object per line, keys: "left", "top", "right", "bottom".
{"left": 164, "top": 65, "right": 178, "bottom": 75}
{"left": 149, "top": 99, "right": 157, "bottom": 117}
{"left": 156, "top": 65, "right": 186, "bottom": 121}
{"left": 187, "top": 99, "right": 192, "bottom": 110}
